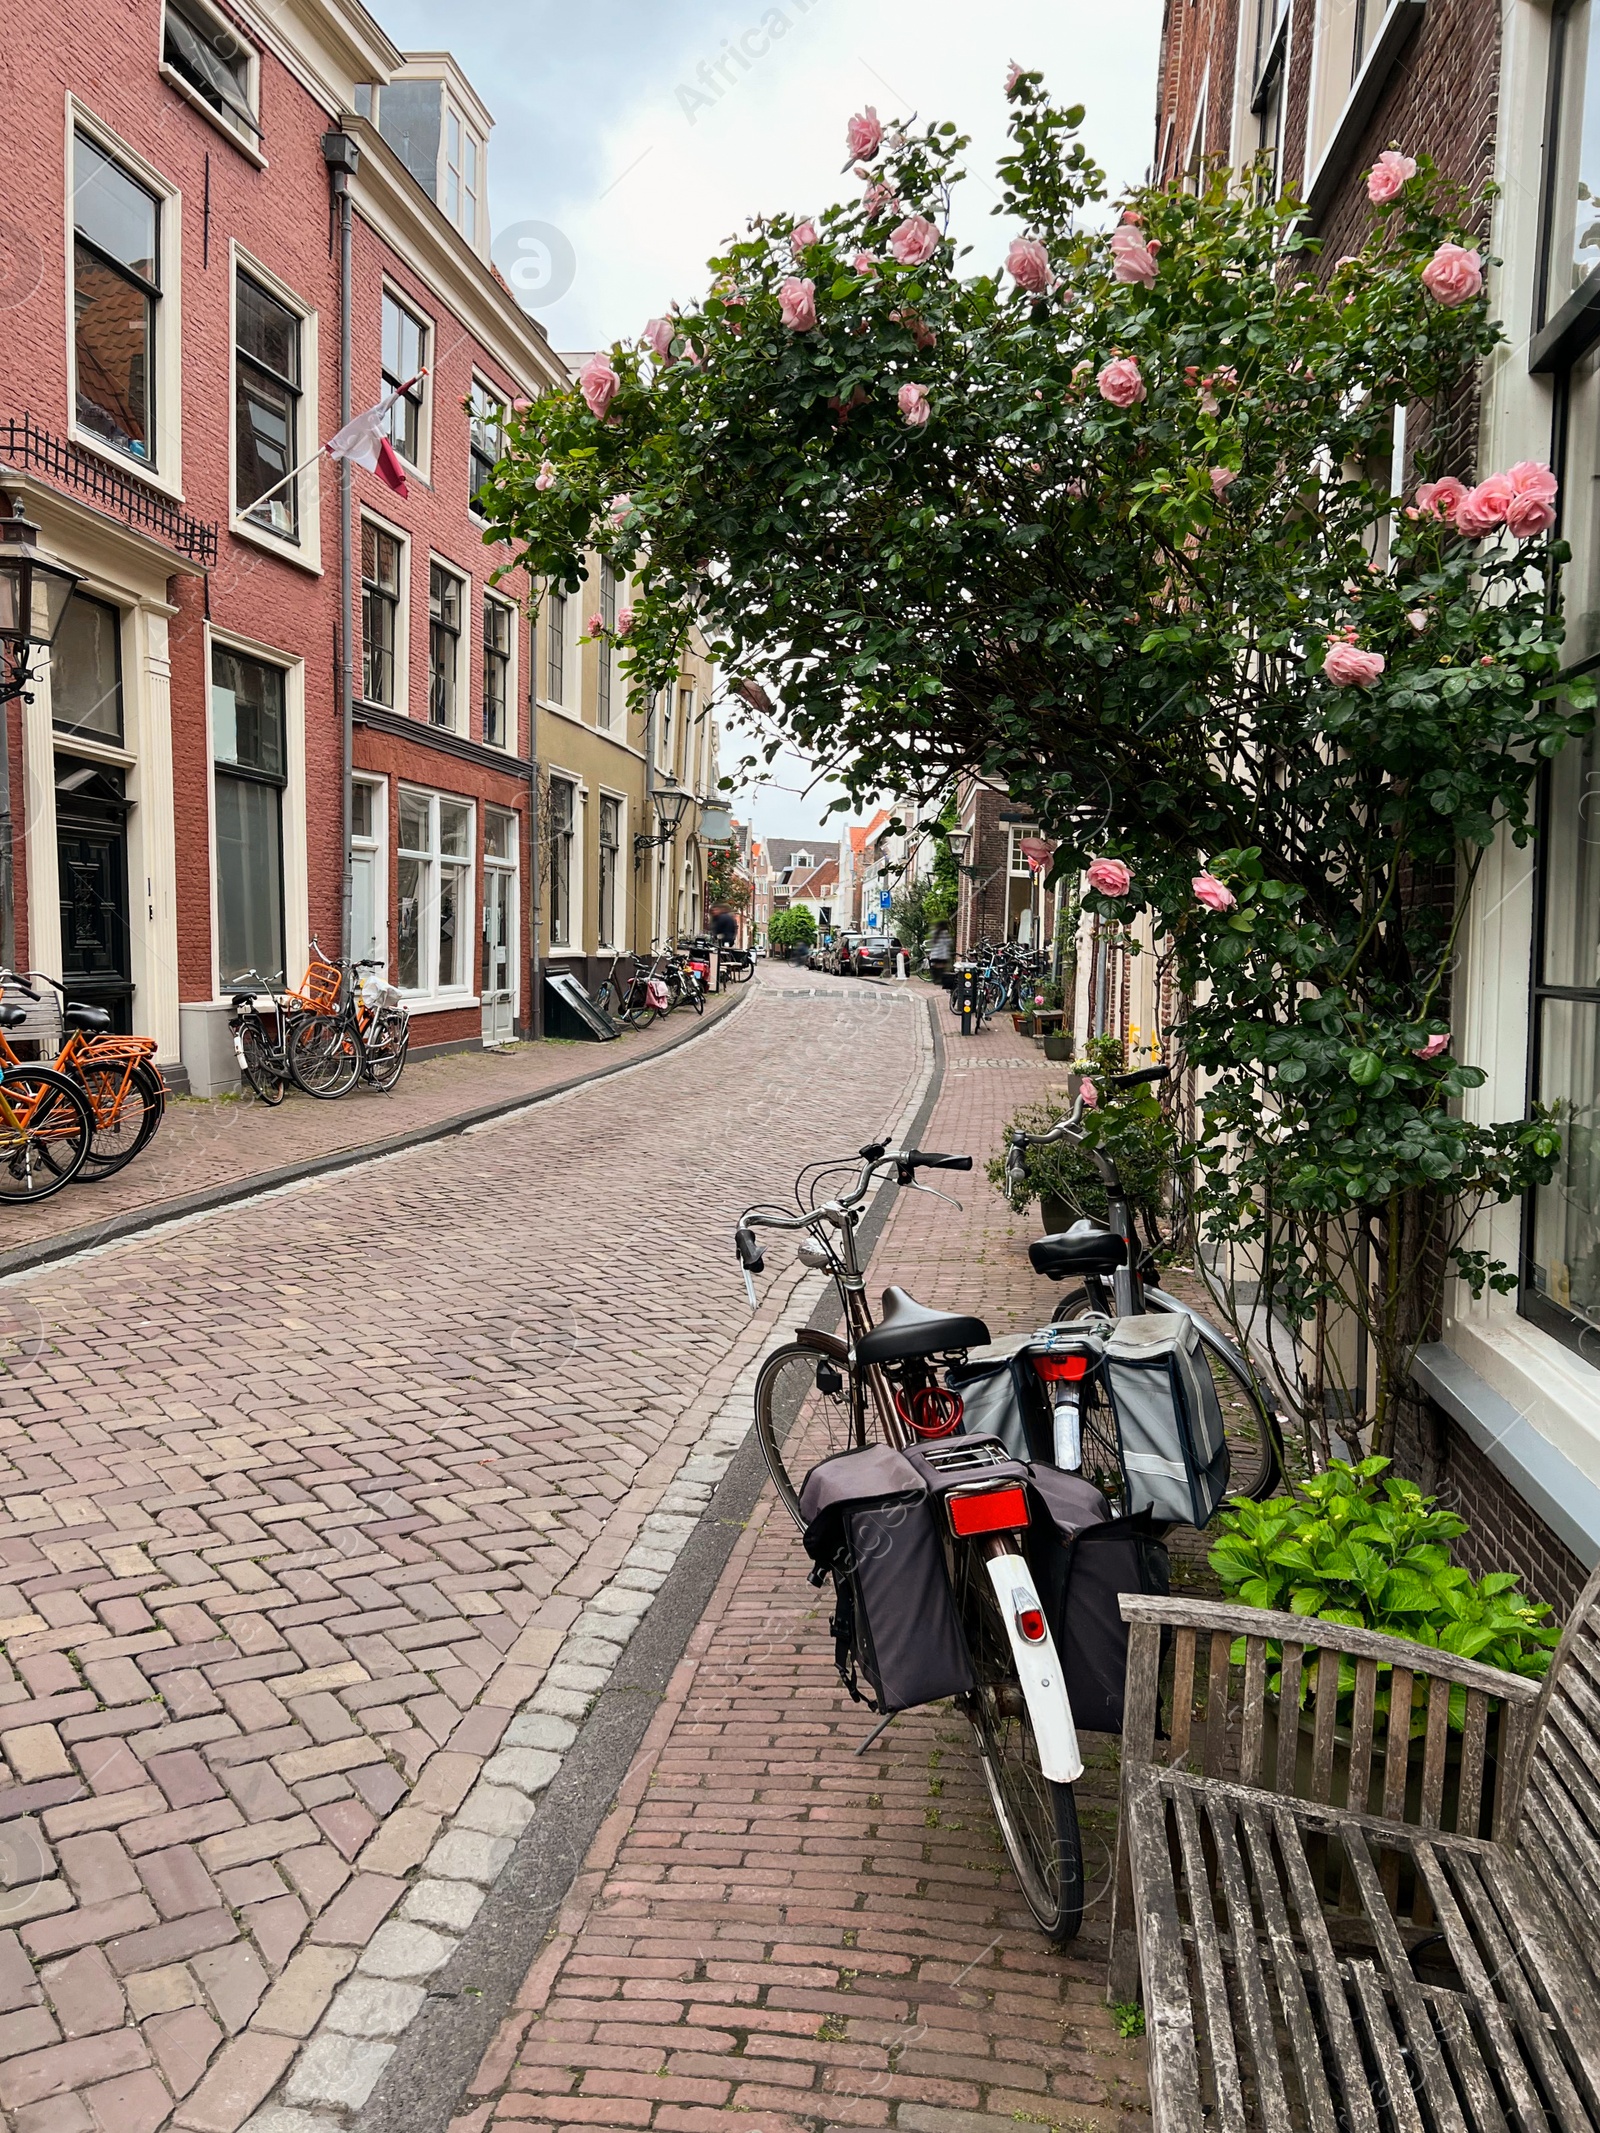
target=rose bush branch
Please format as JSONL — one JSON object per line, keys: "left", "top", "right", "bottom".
{"left": 478, "top": 74, "right": 1591, "bottom": 1457}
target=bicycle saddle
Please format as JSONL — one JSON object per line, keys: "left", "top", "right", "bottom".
{"left": 1029, "top": 1220, "right": 1128, "bottom": 1279}
{"left": 0, "top": 1004, "right": 27, "bottom": 1028}
{"left": 64, "top": 1005, "right": 111, "bottom": 1032}
{"left": 855, "top": 1286, "right": 991, "bottom": 1365}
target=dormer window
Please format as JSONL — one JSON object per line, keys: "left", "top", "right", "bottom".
{"left": 162, "top": 0, "right": 260, "bottom": 142}
{"left": 444, "top": 105, "right": 481, "bottom": 244}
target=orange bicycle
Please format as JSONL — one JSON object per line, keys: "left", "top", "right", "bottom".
{"left": 0, "top": 1005, "right": 94, "bottom": 1201}
{"left": 3, "top": 974, "right": 166, "bottom": 1180}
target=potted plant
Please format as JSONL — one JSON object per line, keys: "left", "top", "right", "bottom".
{"left": 989, "top": 1032, "right": 1174, "bottom": 1236}
{"left": 768, "top": 905, "right": 818, "bottom": 965}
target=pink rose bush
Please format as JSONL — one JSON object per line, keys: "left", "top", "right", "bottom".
{"left": 1192, "top": 873, "right": 1237, "bottom": 913}
{"left": 1097, "top": 356, "right": 1145, "bottom": 407}
{"left": 846, "top": 108, "right": 882, "bottom": 160}
{"left": 606, "top": 493, "right": 632, "bottom": 527}
{"left": 534, "top": 460, "right": 556, "bottom": 492}
{"left": 862, "top": 181, "right": 898, "bottom": 218}
{"left": 1413, "top": 476, "right": 1467, "bottom": 521}
{"left": 889, "top": 215, "right": 940, "bottom": 266}
{"left": 616, "top": 607, "right": 635, "bottom": 638}
{"left": 897, "top": 382, "right": 931, "bottom": 428}
{"left": 1005, "top": 59, "right": 1024, "bottom": 96}
{"left": 1414, "top": 1033, "right": 1450, "bottom": 1060}
{"left": 791, "top": 220, "right": 818, "bottom": 252}
{"left": 1413, "top": 463, "right": 1557, "bottom": 540}
{"left": 1210, "top": 466, "right": 1237, "bottom": 498}
{"left": 1422, "top": 243, "right": 1484, "bottom": 307}
{"left": 1109, "top": 220, "right": 1159, "bottom": 286}
{"left": 1079, "top": 1078, "right": 1099, "bottom": 1109}
{"left": 587, "top": 612, "right": 604, "bottom": 638}
{"left": 1086, "top": 858, "right": 1131, "bottom": 896}
{"left": 1453, "top": 474, "right": 1515, "bottom": 537}
{"left": 852, "top": 252, "right": 877, "bottom": 276}
{"left": 578, "top": 354, "right": 620, "bottom": 421}
{"left": 778, "top": 277, "right": 817, "bottom": 331}
{"left": 1323, "top": 635, "right": 1387, "bottom": 688}
{"left": 641, "top": 317, "right": 674, "bottom": 361}
{"left": 1007, "top": 237, "right": 1055, "bottom": 293}
{"left": 1366, "top": 150, "right": 1417, "bottom": 203}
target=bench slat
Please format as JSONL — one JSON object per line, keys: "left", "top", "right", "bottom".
{"left": 1309, "top": 1650, "right": 1339, "bottom": 1805}
{"left": 1171, "top": 1784, "right": 1248, "bottom": 2133}
{"left": 1426, "top": 1990, "right": 1513, "bottom": 2133}
{"left": 1420, "top": 1675, "right": 1451, "bottom": 1830}
{"left": 1459, "top": 1687, "right": 1489, "bottom": 1839}
{"left": 1237, "top": 1804, "right": 1339, "bottom": 2133}
{"left": 1171, "top": 1627, "right": 1196, "bottom": 1766}
{"left": 1203, "top": 1794, "right": 1294, "bottom": 2129}
{"left": 1272, "top": 1804, "right": 1382, "bottom": 2133}
{"left": 1340, "top": 1825, "right": 1469, "bottom": 2133}
{"left": 1206, "top": 1629, "right": 1232, "bottom": 1779}
{"left": 1240, "top": 1635, "right": 1267, "bottom": 1787}
{"left": 1476, "top": 1848, "right": 1600, "bottom": 2128}
{"left": 1349, "top": 1959, "right": 1427, "bottom": 2133}
{"left": 1122, "top": 1765, "right": 1207, "bottom": 2133}
{"left": 1445, "top": 1850, "right": 1593, "bottom": 2133}
{"left": 1275, "top": 1643, "right": 1303, "bottom": 1794}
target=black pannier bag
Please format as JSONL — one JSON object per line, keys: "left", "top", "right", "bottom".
{"left": 1100, "top": 1312, "right": 1231, "bottom": 1526}
{"left": 944, "top": 1347, "right": 1054, "bottom": 1464}
{"left": 798, "top": 1443, "right": 975, "bottom": 1713}
{"left": 1024, "top": 1467, "right": 1170, "bottom": 1734}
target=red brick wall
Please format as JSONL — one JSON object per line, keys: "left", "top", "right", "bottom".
{"left": 1152, "top": 0, "right": 1242, "bottom": 182}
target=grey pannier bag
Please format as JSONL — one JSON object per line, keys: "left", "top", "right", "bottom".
{"left": 1101, "top": 1312, "right": 1231, "bottom": 1526}
{"left": 798, "top": 1443, "right": 976, "bottom": 1714}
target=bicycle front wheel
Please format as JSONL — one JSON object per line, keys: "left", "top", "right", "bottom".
{"left": 289, "top": 1013, "right": 361, "bottom": 1100}
{"left": 236, "top": 1022, "right": 287, "bottom": 1105}
{"left": 754, "top": 1335, "right": 861, "bottom": 1529}
{"left": 361, "top": 1008, "right": 409, "bottom": 1093}
{"left": 0, "top": 1067, "right": 93, "bottom": 1201}
{"left": 955, "top": 1547, "right": 1084, "bottom": 1944}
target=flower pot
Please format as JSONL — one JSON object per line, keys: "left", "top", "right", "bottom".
{"left": 1040, "top": 1194, "right": 1074, "bottom": 1237}
{"left": 1019, "top": 1016, "right": 1036, "bottom": 1037}
{"left": 1043, "top": 1034, "right": 1072, "bottom": 1062}
{"left": 1010, "top": 1012, "right": 1026, "bottom": 1032}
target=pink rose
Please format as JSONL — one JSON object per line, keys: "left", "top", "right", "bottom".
{"left": 791, "top": 220, "right": 818, "bottom": 251}
{"left": 1111, "top": 236, "right": 1160, "bottom": 286}
{"left": 1414, "top": 476, "right": 1467, "bottom": 522}
{"left": 1422, "top": 242, "right": 1484, "bottom": 307}
{"left": 889, "top": 215, "right": 940, "bottom": 266}
{"left": 616, "top": 606, "right": 635, "bottom": 638}
{"left": 852, "top": 251, "right": 877, "bottom": 275}
{"left": 897, "top": 382, "right": 930, "bottom": 428}
{"left": 1505, "top": 490, "right": 1557, "bottom": 538}
{"left": 606, "top": 492, "right": 632, "bottom": 527}
{"left": 1407, "top": 609, "right": 1428, "bottom": 632}
{"left": 863, "top": 181, "right": 899, "bottom": 217}
{"left": 578, "top": 353, "right": 620, "bottom": 421}
{"left": 1086, "top": 858, "right": 1131, "bottom": 897}
{"left": 1210, "top": 466, "right": 1237, "bottom": 497}
{"left": 1192, "top": 872, "right": 1237, "bottom": 913}
{"left": 641, "top": 317, "right": 674, "bottom": 360}
{"left": 1454, "top": 473, "right": 1515, "bottom": 537}
{"left": 1097, "top": 356, "right": 1146, "bottom": 408}
{"left": 1366, "top": 150, "right": 1417, "bottom": 203}
{"left": 779, "top": 277, "right": 818, "bottom": 331}
{"left": 1506, "top": 460, "right": 1558, "bottom": 501}
{"left": 1033, "top": 994, "right": 1046, "bottom": 1009}
{"left": 846, "top": 107, "right": 882, "bottom": 160}
{"left": 1007, "top": 237, "right": 1055, "bottom": 294}
{"left": 587, "top": 612, "right": 604, "bottom": 638}
{"left": 1414, "top": 1033, "right": 1450, "bottom": 1060}
{"left": 534, "top": 460, "right": 556, "bottom": 492}
{"left": 1005, "top": 59, "right": 1024, "bottom": 96}
{"left": 1079, "top": 1078, "right": 1099, "bottom": 1109}
{"left": 1323, "top": 638, "right": 1386, "bottom": 687}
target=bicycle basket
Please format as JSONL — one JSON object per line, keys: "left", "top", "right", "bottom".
{"left": 297, "top": 960, "right": 344, "bottom": 1013}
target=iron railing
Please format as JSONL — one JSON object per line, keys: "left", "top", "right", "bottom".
{"left": 0, "top": 413, "right": 218, "bottom": 566}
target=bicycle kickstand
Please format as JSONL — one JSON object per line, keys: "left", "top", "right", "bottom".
{"left": 854, "top": 1709, "right": 900, "bottom": 1757}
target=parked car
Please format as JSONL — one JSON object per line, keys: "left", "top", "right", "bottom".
{"left": 806, "top": 938, "right": 829, "bottom": 970}
{"left": 845, "top": 934, "right": 893, "bottom": 978}
{"left": 825, "top": 933, "right": 863, "bottom": 975}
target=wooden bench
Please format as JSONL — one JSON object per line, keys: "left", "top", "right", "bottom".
{"left": 1111, "top": 1578, "right": 1600, "bottom": 2130}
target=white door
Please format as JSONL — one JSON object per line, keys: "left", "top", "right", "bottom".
{"left": 481, "top": 864, "right": 514, "bottom": 1044}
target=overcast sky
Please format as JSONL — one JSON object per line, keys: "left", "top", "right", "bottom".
{"left": 377, "top": 0, "right": 1165, "bottom": 840}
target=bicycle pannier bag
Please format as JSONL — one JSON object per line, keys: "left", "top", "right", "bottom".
{"left": 1101, "top": 1312, "right": 1231, "bottom": 1525}
{"left": 944, "top": 1350, "right": 1053, "bottom": 1465}
{"left": 1024, "top": 1468, "right": 1169, "bottom": 1734}
{"left": 798, "top": 1444, "right": 975, "bottom": 1714}
{"left": 645, "top": 977, "right": 672, "bottom": 1012}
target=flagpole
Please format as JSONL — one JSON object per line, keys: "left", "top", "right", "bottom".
{"left": 238, "top": 444, "right": 328, "bottom": 520}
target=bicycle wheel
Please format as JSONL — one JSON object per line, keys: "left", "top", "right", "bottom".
{"left": 621, "top": 983, "right": 658, "bottom": 1029}
{"left": 361, "top": 1007, "right": 409, "bottom": 1093}
{"left": 954, "top": 1546, "right": 1084, "bottom": 1944}
{"left": 0, "top": 1066, "right": 93, "bottom": 1201}
{"left": 235, "top": 1021, "right": 287, "bottom": 1106}
{"left": 686, "top": 980, "right": 706, "bottom": 1017}
{"left": 289, "top": 1012, "right": 361, "bottom": 1100}
{"left": 71, "top": 1058, "right": 164, "bottom": 1179}
{"left": 754, "top": 1335, "right": 862, "bottom": 1529}
{"left": 1050, "top": 1283, "right": 1283, "bottom": 1504}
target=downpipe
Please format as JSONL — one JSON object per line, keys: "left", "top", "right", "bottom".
{"left": 981, "top": 1541, "right": 1082, "bottom": 1784}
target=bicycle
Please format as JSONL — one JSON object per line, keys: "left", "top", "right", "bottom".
{"left": 736, "top": 1141, "right": 1086, "bottom": 1945}
{"left": 595, "top": 950, "right": 660, "bottom": 1029}
{"left": 350, "top": 961, "right": 410, "bottom": 1091}
{"left": 1, "top": 971, "right": 165, "bottom": 1179}
{"left": 1006, "top": 1065, "right": 1287, "bottom": 1505}
{"left": 0, "top": 1006, "right": 95, "bottom": 1199}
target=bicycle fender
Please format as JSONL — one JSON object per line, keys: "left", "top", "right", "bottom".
{"left": 982, "top": 1551, "right": 1083, "bottom": 1784}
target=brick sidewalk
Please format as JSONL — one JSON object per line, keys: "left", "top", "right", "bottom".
{"left": 0, "top": 988, "right": 743, "bottom": 1264}
{"left": 460, "top": 995, "right": 1156, "bottom": 2133}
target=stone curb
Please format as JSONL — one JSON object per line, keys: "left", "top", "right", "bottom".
{"left": 0, "top": 986, "right": 750, "bottom": 1286}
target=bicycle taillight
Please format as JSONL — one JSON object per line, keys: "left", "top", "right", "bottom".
{"left": 1033, "top": 1354, "right": 1091, "bottom": 1383}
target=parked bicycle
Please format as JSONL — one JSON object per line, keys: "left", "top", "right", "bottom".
{"left": 0, "top": 1012, "right": 95, "bottom": 1200}
{"left": 595, "top": 950, "right": 667, "bottom": 1029}
{"left": 1, "top": 971, "right": 165, "bottom": 1179}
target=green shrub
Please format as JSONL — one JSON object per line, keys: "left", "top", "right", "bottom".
{"left": 768, "top": 905, "right": 817, "bottom": 950}
{"left": 987, "top": 1032, "right": 1173, "bottom": 1226}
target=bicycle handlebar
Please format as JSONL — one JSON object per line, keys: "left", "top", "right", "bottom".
{"left": 735, "top": 1145, "right": 972, "bottom": 1270}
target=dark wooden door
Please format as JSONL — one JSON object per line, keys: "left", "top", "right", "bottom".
{"left": 56, "top": 788, "right": 133, "bottom": 1033}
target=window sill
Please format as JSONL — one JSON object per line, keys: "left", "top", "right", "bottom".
{"left": 68, "top": 425, "right": 183, "bottom": 504}
{"left": 52, "top": 729, "right": 134, "bottom": 766}
{"left": 541, "top": 699, "right": 586, "bottom": 726}
{"left": 229, "top": 513, "right": 321, "bottom": 574}
{"left": 1303, "top": 0, "right": 1427, "bottom": 229}
{"left": 401, "top": 992, "right": 480, "bottom": 1014}
{"left": 158, "top": 64, "right": 267, "bottom": 166}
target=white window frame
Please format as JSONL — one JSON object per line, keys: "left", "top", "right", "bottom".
{"left": 396, "top": 785, "right": 476, "bottom": 1005}
{"left": 482, "top": 805, "right": 520, "bottom": 1019}
{"left": 66, "top": 98, "right": 184, "bottom": 496}
{"left": 1008, "top": 825, "right": 1039, "bottom": 876}
{"left": 380, "top": 283, "right": 431, "bottom": 476}
{"left": 229, "top": 245, "right": 320, "bottom": 570}
{"left": 427, "top": 555, "right": 470, "bottom": 733}
{"left": 204, "top": 623, "right": 307, "bottom": 1003}
{"left": 359, "top": 512, "right": 410, "bottom": 712}
{"left": 158, "top": 0, "right": 264, "bottom": 162}
{"left": 547, "top": 772, "right": 583, "bottom": 952}
{"left": 542, "top": 587, "right": 578, "bottom": 719}
{"left": 350, "top": 772, "right": 389, "bottom": 974}
{"left": 468, "top": 376, "right": 506, "bottom": 516}
{"left": 481, "top": 588, "right": 517, "bottom": 751}
{"left": 442, "top": 101, "right": 484, "bottom": 248}
{"left": 597, "top": 789, "right": 625, "bottom": 951}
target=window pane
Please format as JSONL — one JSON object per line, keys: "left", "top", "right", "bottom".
{"left": 547, "top": 592, "right": 566, "bottom": 700}
{"left": 1546, "top": 0, "right": 1600, "bottom": 319}
{"left": 73, "top": 134, "right": 157, "bottom": 282}
{"left": 74, "top": 241, "right": 154, "bottom": 459}
{"left": 439, "top": 799, "right": 471, "bottom": 856}
{"left": 1532, "top": 995, "right": 1600, "bottom": 1329}
{"left": 164, "top": 0, "right": 255, "bottom": 131}
{"left": 400, "top": 791, "right": 431, "bottom": 853}
{"left": 237, "top": 275, "right": 297, "bottom": 383}
{"left": 237, "top": 360, "right": 296, "bottom": 535}
{"left": 438, "top": 863, "right": 467, "bottom": 986}
{"left": 51, "top": 595, "right": 123, "bottom": 742}
{"left": 485, "top": 809, "right": 515, "bottom": 861}
{"left": 398, "top": 854, "right": 423, "bottom": 988}
{"left": 211, "top": 646, "right": 285, "bottom": 776}
{"left": 351, "top": 782, "right": 376, "bottom": 840}
{"left": 215, "top": 770, "right": 283, "bottom": 987}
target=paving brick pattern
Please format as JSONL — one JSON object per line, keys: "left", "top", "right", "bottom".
{"left": 463, "top": 992, "right": 1156, "bottom": 2133}
{"left": 0, "top": 968, "right": 926, "bottom": 2133}
{"left": 0, "top": 993, "right": 742, "bottom": 1260}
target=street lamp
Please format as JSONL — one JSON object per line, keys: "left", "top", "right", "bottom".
{"left": 0, "top": 495, "right": 80, "bottom": 970}
{"left": 944, "top": 824, "right": 971, "bottom": 863}
{"left": 634, "top": 780, "right": 694, "bottom": 860}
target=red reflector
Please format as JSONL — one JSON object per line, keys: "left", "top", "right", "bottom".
{"left": 948, "top": 1485, "right": 1030, "bottom": 1537}
{"left": 1034, "top": 1354, "right": 1090, "bottom": 1382}
{"left": 1016, "top": 1607, "right": 1047, "bottom": 1643}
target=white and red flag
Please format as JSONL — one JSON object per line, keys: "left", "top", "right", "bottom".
{"left": 323, "top": 377, "right": 423, "bottom": 496}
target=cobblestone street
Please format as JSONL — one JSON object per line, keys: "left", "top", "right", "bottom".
{"left": 0, "top": 969, "right": 933, "bottom": 2133}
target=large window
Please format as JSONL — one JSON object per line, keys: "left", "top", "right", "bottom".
{"left": 1529, "top": 728, "right": 1600, "bottom": 1350}
{"left": 429, "top": 562, "right": 463, "bottom": 728}
{"left": 658, "top": 687, "right": 675, "bottom": 770}
{"left": 549, "top": 777, "right": 575, "bottom": 946}
{"left": 598, "top": 564, "right": 616, "bottom": 729}
{"left": 444, "top": 107, "right": 481, "bottom": 244}
{"left": 162, "top": 0, "right": 259, "bottom": 141}
{"left": 1248, "top": 0, "right": 1288, "bottom": 194}
{"left": 362, "top": 523, "right": 401, "bottom": 706}
{"left": 483, "top": 596, "right": 511, "bottom": 748}
{"left": 398, "top": 789, "right": 472, "bottom": 996}
{"left": 381, "top": 293, "right": 428, "bottom": 465}
{"left": 598, "top": 795, "right": 621, "bottom": 949}
{"left": 546, "top": 589, "right": 567, "bottom": 703}
{"left": 211, "top": 645, "right": 286, "bottom": 989}
{"left": 73, "top": 132, "right": 159, "bottom": 465}
{"left": 52, "top": 595, "right": 124, "bottom": 744}
{"left": 1540, "top": 0, "right": 1600, "bottom": 331}
{"left": 236, "top": 271, "right": 300, "bottom": 537}
{"left": 468, "top": 382, "right": 503, "bottom": 510}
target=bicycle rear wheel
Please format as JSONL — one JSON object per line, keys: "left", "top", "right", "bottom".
{"left": 954, "top": 1546, "right": 1084, "bottom": 1944}
{"left": 235, "top": 1021, "right": 286, "bottom": 1105}
{"left": 289, "top": 1012, "right": 361, "bottom": 1099}
{"left": 754, "top": 1335, "right": 862, "bottom": 1528}
{"left": 361, "top": 1007, "right": 409, "bottom": 1092}
{"left": 72, "top": 1058, "right": 164, "bottom": 1178}
{"left": 0, "top": 1067, "right": 93, "bottom": 1201}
